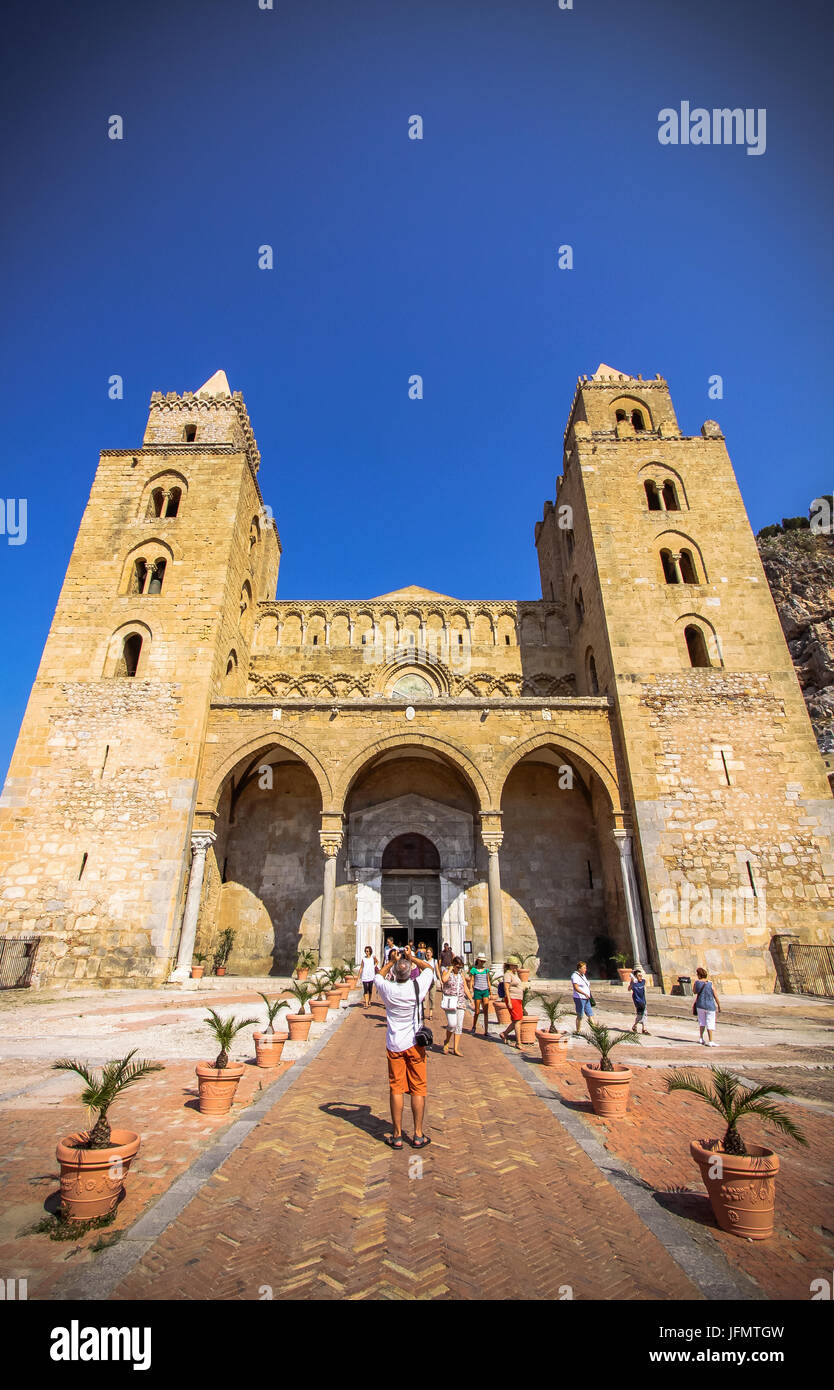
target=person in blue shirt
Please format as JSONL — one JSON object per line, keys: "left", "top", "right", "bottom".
{"left": 628, "top": 967, "right": 649, "bottom": 1034}
{"left": 694, "top": 967, "right": 721, "bottom": 1046}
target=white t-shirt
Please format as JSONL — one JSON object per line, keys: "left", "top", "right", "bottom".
{"left": 375, "top": 969, "right": 433, "bottom": 1053}
{"left": 571, "top": 970, "right": 591, "bottom": 999}
{"left": 359, "top": 956, "right": 376, "bottom": 982}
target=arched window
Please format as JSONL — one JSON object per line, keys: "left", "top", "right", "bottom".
{"left": 631, "top": 409, "right": 645, "bottom": 432}
{"left": 249, "top": 520, "right": 259, "bottom": 551}
{"left": 116, "top": 633, "right": 142, "bottom": 678}
{"left": 661, "top": 550, "right": 679, "bottom": 584}
{"left": 164, "top": 487, "right": 181, "bottom": 518}
{"left": 223, "top": 652, "right": 238, "bottom": 692}
{"left": 183, "top": 424, "right": 197, "bottom": 442}
{"left": 662, "top": 481, "right": 679, "bottom": 511}
{"left": 684, "top": 625, "right": 711, "bottom": 668}
{"left": 588, "top": 653, "right": 599, "bottom": 695}
{"left": 147, "top": 488, "right": 165, "bottom": 519}
{"left": 131, "top": 559, "right": 148, "bottom": 594}
{"left": 644, "top": 480, "right": 662, "bottom": 511}
{"left": 574, "top": 588, "right": 585, "bottom": 625}
{"left": 679, "top": 549, "right": 698, "bottom": 584}
{"left": 615, "top": 409, "right": 627, "bottom": 423}
{"left": 565, "top": 529, "right": 575, "bottom": 557}
{"left": 146, "top": 559, "right": 166, "bottom": 595}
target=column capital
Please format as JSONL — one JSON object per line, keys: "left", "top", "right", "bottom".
{"left": 191, "top": 831, "right": 216, "bottom": 857}
{"left": 319, "top": 833, "right": 343, "bottom": 858}
{"left": 482, "top": 833, "right": 503, "bottom": 855}
{"left": 612, "top": 828, "right": 633, "bottom": 857}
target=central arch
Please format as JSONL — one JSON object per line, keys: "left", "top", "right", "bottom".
{"left": 335, "top": 732, "right": 492, "bottom": 815}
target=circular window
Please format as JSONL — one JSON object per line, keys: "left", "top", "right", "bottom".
{"left": 390, "top": 673, "right": 434, "bottom": 699}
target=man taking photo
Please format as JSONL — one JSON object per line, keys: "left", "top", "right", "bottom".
{"left": 375, "top": 944, "right": 434, "bottom": 1151}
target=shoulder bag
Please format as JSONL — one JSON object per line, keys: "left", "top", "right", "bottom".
{"left": 413, "top": 979, "right": 434, "bottom": 1049}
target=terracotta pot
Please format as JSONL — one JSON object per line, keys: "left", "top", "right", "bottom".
{"left": 518, "top": 1015, "right": 538, "bottom": 1045}
{"left": 286, "top": 1013, "right": 313, "bottom": 1041}
{"left": 337, "top": 984, "right": 351, "bottom": 1001}
{"left": 581, "top": 1062, "right": 633, "bottom": 1117}
{"left": 56, "top": 1129, "right": 140, "bottom": 1222}
{"left": 690, "top": 1139, "right": 780, "bottom": 1240}
{"left": 190, "top": 965, "right": 205, "bottom": 979}
{"left": 253, "top": 1030, "right": 288, "bottom": 1068}
{"left": 494, "top": 1001, "right": 511, "bottom": 1025}
{"left": 343, "top": 975, "right": 357, "bottom": 988}
{"left": 296, "top": 968, "right": 309, "bottom": 981}
{"left": 518, "top": 969, "right": 531, "bottom": 983}
{"left": 325, "top": 989, "right": 342, "bottom": 1009}
{"left": 617, "top": 968, "right": 632, "bottom": 984}
{"left": 309, "top": 999, "right": 329, "bottom": 1022}
{"left": 196, "top": 1061, "right": 245, "bottom": 1115}
{"left": 216, "top": 966, "right": 227, "bottom": 977}
{"left": 536, "top": 1029, "right": 570, "bottom": 1066}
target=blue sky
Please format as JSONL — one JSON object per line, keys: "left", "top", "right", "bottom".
{"left": 1, "top": 0, "right": 832, "bottom": 777}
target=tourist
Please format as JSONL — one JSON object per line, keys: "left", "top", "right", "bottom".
{"left": 500, "top": 958, "right": 524, "bottom": 1048}
{"left": 383, "top": 935, "right": 395, "bottom": 963}
{"left": 440, "top": 941, "right": 453, "bottom": 970}
{"left": 415, "top": 940, "right": 427, "bottom": 960}
{"left": 693, "top": 966, "right": 721, "bottom": 1046}
{"left": 571, "top": 960, "right": 594, "bottom": 1033}
{"left": 374, "top": 944, "right": 434, "bottom": 1149}
{"left": 423, "top": 945, "right": 441, "bottom": 1018}
{"left": 358, "top": 945, "right": 377, "bottom": 1009}
{"left": 629, "top": 967, "right": 649, "bottom": 1034}
{"left": 440, "top": 955, "right": 473, "bottom": 1055}
{"left": 469, "top": 952, "right": 492, "bottom": 1037}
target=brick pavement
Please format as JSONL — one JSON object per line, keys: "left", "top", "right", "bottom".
{"left": 112, "top": 1001, "right": 700, "bottom": 1302}
{"left": 536, "top": 1052, "right": 834, "bottom": 1301}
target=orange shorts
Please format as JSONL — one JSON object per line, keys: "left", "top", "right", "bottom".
{"left": 386, "top": 1045, "right": 427, "bottom": 1096}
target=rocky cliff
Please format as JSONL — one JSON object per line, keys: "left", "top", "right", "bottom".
{"left": 758, "top": 529, "right": 834, "bottom": 751}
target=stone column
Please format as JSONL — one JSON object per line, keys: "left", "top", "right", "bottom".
{"left": 670, "top": 552, "right": 683, "bottom": 584}
{"left": 169, "top": 831, "right": 216, "bottom": 982}
{"left": 613, "top": 830, "right": 649, "bottom": 969}
{"left": 318, "top": 832, "right": 342, "bottom": 968}
{"left": 482, "top": 831, "right": 505, "bottom": 963}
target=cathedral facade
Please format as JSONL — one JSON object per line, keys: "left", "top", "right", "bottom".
{"left": 1, "top": 366, "right": 832, "bottom": 993}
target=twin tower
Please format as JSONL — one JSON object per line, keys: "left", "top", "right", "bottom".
{"left": 0, "top": 365, "right": 831, "bottom": 992}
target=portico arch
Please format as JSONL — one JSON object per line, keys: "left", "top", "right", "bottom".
{"left": 492, "top": 730, "right": 622, "bottom": 815}
{"left": 335, "top": 732, "right": 492, "bottom": 816}
{"left": 198, "top": 730, "right": 333, "bottom": 815}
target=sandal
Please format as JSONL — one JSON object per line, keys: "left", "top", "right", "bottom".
{"left": 384, "top": 1135, "right": 403, "bottom": 1150}
{"left": 411, "top": 1135, "right": 431, "bottom": 1149}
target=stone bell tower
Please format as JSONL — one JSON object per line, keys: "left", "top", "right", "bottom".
{"left": 0, "top": 372, "right": 280, "bottom": 987}
{"left": 537, "top": 363, "right": 834, "bottom": 992}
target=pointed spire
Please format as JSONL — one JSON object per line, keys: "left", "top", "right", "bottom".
{"left": 195, "top": 369, "right": 231, "bottom": 398}
{"left": 592, "top": 362, "right": 629, "bottom": 381}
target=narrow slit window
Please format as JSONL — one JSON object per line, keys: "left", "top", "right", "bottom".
{"left": 184, "top": 424, "right": 197, "bottom": 442}
{"left": 720, "top": 749, "right": 731, "bottom": 786}
{"left": 746, "top": 860, "right": 758, "bottom": 896}
{"left": 587, "top": 860, "right": 594, "bottom": 889}
{"left": 78, "top": 852, "right": 88, "bottom": 880}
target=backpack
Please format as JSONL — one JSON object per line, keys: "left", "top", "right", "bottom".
{"left": 497, "top": 980, "right": 506, "bottom": 999}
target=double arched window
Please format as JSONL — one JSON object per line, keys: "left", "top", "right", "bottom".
{"left": 612, "top": 398, "right": 652, "bottom": 432}
{"left": 147, "top": 486, "right": 182, "bottom": 519}
{"left": 660, "top": 548, "right": 699, "bottom": 585}
{"left": 644, "top": 479, "right": 680, "bottom": 512}
{"left": 130, "top": 556, "right": 167, "bottom": 595}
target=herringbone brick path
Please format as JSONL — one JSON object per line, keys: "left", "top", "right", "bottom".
{"left": 114, "top": 1002, "right": 698, "bottom": 1301}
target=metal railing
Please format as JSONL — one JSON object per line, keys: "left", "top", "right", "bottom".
{"left": 0, "top": 936, "right": 41, "bottom": 989}
{"left": 784, "top": 943, "right": 834, "bottom": 998}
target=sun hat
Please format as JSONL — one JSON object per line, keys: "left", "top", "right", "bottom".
{"left": 475, "top": 952, "right": 486, "bottom": 961}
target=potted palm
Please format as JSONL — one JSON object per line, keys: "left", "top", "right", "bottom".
{"left": 318, "top": 967, "right": 344, "bottom": 1010}
{"left": 54, "top": 1051, "right": 164, "bottom": 1222}
{"left": 191, "top": 951, "right": 208, "bottom": 980}
{"left": 518, "top": 987, "right": 539, "bottom": 1046}
{"left": 666, "top": 1067, "right": 807, "bottom": 1240}
{"left": 253, "top": 994, "right": 291, "bottom": 1068}
{"left": 308, "top": 976, "right": 331, "bottom": 1023}
{"left": 196, "top": 1009, "right": 256, "bottom": 1114}
{"left": 609, "top": 951, "right": 632, "bottom": 985}
{"left": 533, "top": 994, "right": 571, "bottom": 1065}
{"left": 213, "top": 927, "right": 235, "bottom": 977}
{"left": 295, "top": 948, "right": 317, "bottom": 982}
{"left": 285, "top": 981, "right": 316, "bottom": 1040}
{"left": 518, "top": 952, "right": 538, "bottom": 984}
{"left": 333, "top": 964, "right": 352, "bottom": 1003}
{"left": 579, "top": 1020, "right": 640, "bottom": 1116}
